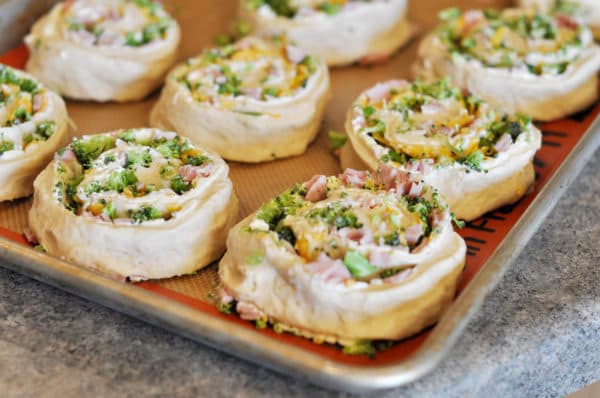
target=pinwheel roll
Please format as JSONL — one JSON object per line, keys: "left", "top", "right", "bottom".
{"left": 415, "top": 8, "right": 600, "bottom": 121}
{"left": 518, "top": 0, "right": 600, "bottom": 38}
{"left": 29, "top": 128, "right": 239, "bottom": 280}
{"left": 25, "top": 0, "right": 180, "bottom": 102}
{"left": 238, "top": 0, "right": 412, "bottom": 66}
{"left": 150, "top": 37, "right": 330, "bottom": 163}
{"left": 219, "top": 168, "right": 466, "bottom": 344}
{"left": 343, "top": 79, "right": 542, "bottom": 221}
{"left": 0, "top": 65, "right": 69, "bottom": 201}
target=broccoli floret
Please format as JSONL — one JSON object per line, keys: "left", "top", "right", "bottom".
{"left": 72, "top": 135, "right": 116, "bottom": 168}
{"left": 126, "top": 150, "right": 152, "bottom": 168}
{"left": 129, "top": 205, "right": 162, "bottom": 223}
{"left": 35, "top": 121, "right": 56, "bottom": 140}
{"left": 170, "top": 175, "right": 191, "bottom": 194}
{"left": 106, "top": 169, "right": 138, "bottom": 193}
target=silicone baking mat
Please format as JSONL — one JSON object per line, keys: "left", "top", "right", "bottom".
{"left": 0, "top": 0, "right": 598, "bottom": 383}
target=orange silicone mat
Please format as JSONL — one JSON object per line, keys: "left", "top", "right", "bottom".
{"left": 0, "top": 0, "right": 598, "bottom": 368}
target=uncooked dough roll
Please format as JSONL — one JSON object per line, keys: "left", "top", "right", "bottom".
{"left": 219, "top": 168, "right": 466, "bottom": 345}
{"left": 238, "top": 0, "right": 412, "bottom": 66}
{"left": 343, "top": 79, "right": 542, "bottom": 221}
{"left": 151, "top": 36, "right": 331, "bottom": 163}
{"left": 25, "top": 0, "right": 180, "bottom": 102}
{"left": 29, "top": 128, "right": 239, "bottom": 281}
{"left": 0, "top": 64, "right": 69, "bottom": 201}
{"left": 415, "top": 7, "right": 600, "bottom": 121}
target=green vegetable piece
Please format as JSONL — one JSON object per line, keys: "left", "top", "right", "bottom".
{"left": 459, "top": 150, "right": 484, "bottom": 172}
{"left": 107, "top": 169, "right": 138, "bottom": 192}
{"left": 343, "top": 251, "right": 377, "bottom": 278}
{"left": 246, "top": 250, "right": 265, "bottom": 266}
{"left": 119, "top": 129, "right": 137, "bottom": 142}
{"left": 439, "top": 7, "right": 461, "bottom": 21}
{"left": 319, "top": 2, "right": 341, "bottom": 15}
{"left": 186, "top": 154, "right": 209, "bottom": 166}
{"left": 129, "top": 205, "right": 162, "bottom": 223}
{"left": 126, "top": 150, "right": 152, "bottom": 168}
{"left": 342, "top": 340, "right": 376, "bottom": 357}
{"left": 72, "top": 135, "right": 116, "bottom": 168}
{"left": 170, "top": 175, "right": 191, "bottom": 194}
{"left": 0, "top": 141, "right": 15, "bottom": 155}
{"left": 35, "top": 121, "right": 56, "bottom": 140}
{"left": 104, "top": 202, "right": 117, "bottom": 220}
{"left": 328, "top": 130, "right": 347, "bottom": 151}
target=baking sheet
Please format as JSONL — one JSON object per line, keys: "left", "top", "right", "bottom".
{"left": 0, "top": 0, "right": 599, "bottom": 392}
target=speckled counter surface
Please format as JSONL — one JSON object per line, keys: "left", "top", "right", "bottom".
{"left": 1, "top": 151, "right": 598, "bottom": 398}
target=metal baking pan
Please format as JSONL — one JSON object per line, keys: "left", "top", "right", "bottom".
{"left": 0, "top": 0, "right": 599, "bottom": 392}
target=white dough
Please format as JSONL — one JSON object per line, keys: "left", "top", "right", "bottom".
{"left": 220, "top": 172, "right": 466, "bottom": 343}
{"left": 29, "top": 129, "right": 239, "bottom": 280}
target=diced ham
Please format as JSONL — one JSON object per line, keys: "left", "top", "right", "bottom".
{"left": 179, "top": 164, "right": 211, "bottom": 183}
{"left": 375, "top": 164, "right": 412, "bottom": 194}
{"left": 405, "top": 223, "right": 424, "bottom": 246}
{"left": 305, "top": 175, "right": 327, "bottom": 202}
{"left": 375, "top": 163, "right": 397, "bottom": 189}
{"left": 369, "top": 249, "right": 392, "bottom": 267}
{"left": 462, "top": 10, "right": 484, "bottom": 33}
{"left": 359, "top": 52, "right": 391, "bottom": 66}
{"left": 408, "top": 182, "right": 423, "bottom": 198}
{"left": 69, "top": 29, "right": 96, "bottom": 46}
{"left": 421, "top": 100, "right": 444, "bottom": 115}
{"left": 242, "top": 87, "right": 262, "bottom": 100}
{"left": 407, "top": 160, "right": 431, "bottom": 174}
{"left": 352, "top": 114, "right": 366, "bottom": 130}
{"left": 305, "top": 253, "right": 351, "bottom": 284}
{"left": 385, "top": 268, "right": 413, "bottom": 283}
{"left": 97, "top": 30, "right": 125, "bottom": 46}
{"left": 286, "top": 45, "right": 307, "bottom": 64}
{"left": 338, "top": 227, "right": 373, "bottom": 244}
{"left": 493, "top": 133, "right": 513, "bottom": 153}
{"left": 218, "top": 288, "right": 234, "bottom": 305}
{"left": 55, "top": 148, "right": 76, "bottom": 162}
{"left": 431, "top": 209, "right": 446, "bottom": 228}
{"left": 32, "top": 94, "right": 43, "bottom": 112}
{"left": 339, "top": 168, "right": 368, "bottom": 187}
{"left": 236, "top": 302, "right": 262, "bottom": 321}
{"left": 364, "top": 80, "right": 410, "bottom": 102}
{"left": 556, "top": 14, "right": 579, "bottom": 30}
{"left": 23, "top": 227, "right": 38, "bottom": 245}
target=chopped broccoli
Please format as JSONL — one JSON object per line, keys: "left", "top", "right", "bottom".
{"left": 129, "top": 205, "right": 162, "bottom": 223}
{"left": 72, "top": 135, "right": 116, "bottom": 168}
{"left": 170, "top": 175, "right": 191, "bottom": 194}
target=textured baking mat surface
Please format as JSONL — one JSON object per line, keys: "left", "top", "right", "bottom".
{"left": 0, "top": 0, "right": 598, "bottom": 366}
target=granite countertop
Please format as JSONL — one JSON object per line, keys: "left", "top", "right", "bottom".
{"left": 1, "top": 152, "right": 597, "bottom": 398}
